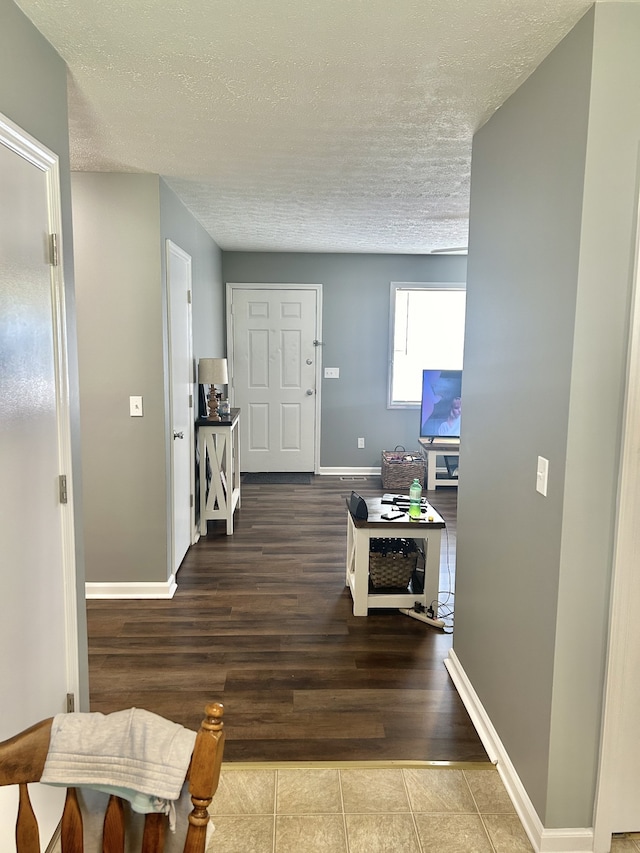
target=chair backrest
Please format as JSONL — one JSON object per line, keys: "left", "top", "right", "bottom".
{"left": 0, "top": 703, "right": 225, "bottom": 853}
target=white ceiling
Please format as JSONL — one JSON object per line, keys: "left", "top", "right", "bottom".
{"left": 15, "top": 0, "right": 597, "bottom": 254}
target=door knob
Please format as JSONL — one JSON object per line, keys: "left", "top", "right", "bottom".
{"left": 306, "top": 359, "right": 313, "bottom": 365}
{"left": 305, "top": 389, "right": 314, "bottom": 396}
{"left": 173, "top": 431, "right": 184, "bottom": 439}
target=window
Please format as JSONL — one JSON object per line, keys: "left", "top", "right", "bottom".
{"left": 389, "top": 284, "right": 466, "bottom": 407}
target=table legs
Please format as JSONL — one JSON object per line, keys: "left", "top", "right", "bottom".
{"left": 422, "top": 529, "right": 442, "bottom": 616}
{"left": 346, "top": 518, "right": 372, "bottom": 616}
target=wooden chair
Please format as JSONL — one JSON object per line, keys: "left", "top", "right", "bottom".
{"left": 0, "top": 703, "right": 225, "bottom": 853}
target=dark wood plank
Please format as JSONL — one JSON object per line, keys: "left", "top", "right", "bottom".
{"left": 87, "top": 476, "right": 487, "bottom": 762}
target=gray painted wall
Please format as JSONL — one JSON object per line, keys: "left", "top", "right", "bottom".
{"left": 455, "top": 9, "right": 592, "bottom": 823}
{"left": 72, "top": 174, "right": 167, "bottom": 585}
{"left": 548, "top": 2, "right": 640, "bottom": 828}
{"left": 221, "top": 252, "right": 466, "bottom": 468}
{"left": 159, "top": 179, "right": 225, "bottom": 364}
{"left": 73, "top": 174, "right": 223, "bottom": 586}
{"left": 456, "top": 4, "right": 640, "bottom": 829}
{"left": 0, "top": 0, "right": 89, "bottom": 708}
{"left": 159, "top": 179, "right": 224, "bottom": 536}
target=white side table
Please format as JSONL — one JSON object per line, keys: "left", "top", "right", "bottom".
{"left": 345, "top": 497, "right": 445, "bottom": 617}
{"left": 198, "top": 409, "right": 241, "bottom": 535}
{"left": 418, "top": 438, "right": 460, "bottom": 490}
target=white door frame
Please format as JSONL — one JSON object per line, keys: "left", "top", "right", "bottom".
{"left": 0, "top": 112, "right": 79, "bottom": 701}
{"left": 166, "top": 240, "right": 195, "bottom": 572}
{"left": 0, "top": 112, "right": 78, "bottom": 848}
{"left": 226, "top": 282, "right": 323, "bottom": 474}
{"left": 593, "top": 170, "right": 640, "bottom": 850}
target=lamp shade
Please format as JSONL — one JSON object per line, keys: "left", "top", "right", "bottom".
{"left": 198, "top": 357, "right": 228, "bottom": 385}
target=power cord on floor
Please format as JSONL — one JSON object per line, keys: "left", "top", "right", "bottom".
{"left": 437, "top": 522, "right": 455, "bottom": 633}
{"left": 402, "top": 517, "right": 455, "bottom": 633}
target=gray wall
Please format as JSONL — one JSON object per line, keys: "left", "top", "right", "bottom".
{"left": 159, "top": 179, "right": 225, "bottom": 364}
{"left": 0, "top": 0, "right": 89, "bottom": 708}
{"left": 73, "top": 175, "right": 223, "bottom": 586}
{"left": 221, "top": 252, "right": 467, "bottom": 468}
{"left": 548, "top": 2, "right": 640, "bottom": 827}
{"left": 159, "top": 180, "right": 224, "bottom": 533}
{"left": 455, "top": 4, "right": 640, "bottom": 829}
{"left": 72, "top": 174, "right": 167, "bottom": 585}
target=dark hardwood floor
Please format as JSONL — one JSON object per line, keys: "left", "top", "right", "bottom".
{"left": 86, "top": 476, "right": 488, "bottom": 763}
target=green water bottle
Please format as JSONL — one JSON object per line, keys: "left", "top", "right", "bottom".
{"left": 409, "top": 478, "right": 422, "bottom": 519}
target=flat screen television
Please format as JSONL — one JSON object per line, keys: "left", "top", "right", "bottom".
{"left": 420, "top": 369, "right": 462, "bottom": 439}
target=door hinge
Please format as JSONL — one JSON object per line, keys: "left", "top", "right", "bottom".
{"left": 189, "top": 393, "right": 193, "bottom": 408}
{"left": 59, "top": 474, "right": 68, "bottom": 504}
{"left": 66, "top": 693, "right": 75, "bottom": 713}
{"left": 187, "top": 290, "right": 192, "bottom": 304}
{"left": 49, "top": 233, "right": 59, "bottom": 266}
{"left": 190, "top": 494, "right": 194, "bottom": 508}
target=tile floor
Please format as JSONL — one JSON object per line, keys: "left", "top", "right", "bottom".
{"left": 45, "top": 762, "right": 640, "bottom": 852}
{"left": 206, "top": 763, "right": 532, "bottom": 853}
{"left": 205, "top": 763, "right": 640, "bottom": 853}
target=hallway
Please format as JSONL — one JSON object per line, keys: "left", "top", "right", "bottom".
{"left": 87, "top": 476, "right": 485, "bottom": 762}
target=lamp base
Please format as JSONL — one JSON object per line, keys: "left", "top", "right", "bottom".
{"left": 207, "top": 388, "right": 220, "bottom": 420}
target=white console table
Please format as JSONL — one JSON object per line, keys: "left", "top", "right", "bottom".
{"left": 418, "top": 438, "right": 460, "bottom": 490}
{"left": 197, "top": 409, "right": 241, "bottom": 535}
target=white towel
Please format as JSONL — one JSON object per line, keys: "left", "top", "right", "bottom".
{"left": 75, "top": 786, "right": 215, "bottom": 852}
{"left": 41, "top": 708, "right": 196, "bottom": 801}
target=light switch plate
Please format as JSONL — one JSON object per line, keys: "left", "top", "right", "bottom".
{"left": 536, "top": 456, "right": 549, "bottom": 496}
{"left": 324, "top": 367, "right": 340, "bottom": 379}
{"left": 130, "top": 396, "right": 143, "bottom": 417}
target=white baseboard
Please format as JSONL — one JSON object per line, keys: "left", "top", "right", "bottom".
{"left": 445, "top": 649, "right": 595, "bottom": 853}
{"left": 85, "top": 575, "right": 177, "bottom": 599}
{"left": 318, "top": 467, "right": 382, "bottom": 476}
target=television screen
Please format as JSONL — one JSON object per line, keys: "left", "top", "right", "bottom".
{"left": 420, "top": 369, "right": 462, "bottom": 439}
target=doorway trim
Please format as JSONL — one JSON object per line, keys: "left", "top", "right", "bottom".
{"left": 166, "top": 239, "right": 195, "bottom": 574}
{"left": 592, "top": 160, "right": 640, "bottom": 851}
{"left": 226, "top": 282, "right": 323, "bottom": 474}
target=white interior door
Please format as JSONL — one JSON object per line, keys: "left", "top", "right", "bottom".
{"left": 166, "top": 240, "right": 194, "bottom": 574}
{"left": 228, "top": 285, "right": 321, "bottom": 472}
{"left": 0, "top": 114, "right": 76, "bottom": 847}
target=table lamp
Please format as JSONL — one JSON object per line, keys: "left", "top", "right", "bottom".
{"left": 198, "top": 358, "right": 228, "bottom": 420}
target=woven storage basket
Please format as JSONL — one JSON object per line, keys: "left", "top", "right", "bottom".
{"left": 369, "top": 538, "right": 418, "bottom": 589}
{"left": 381, "top": 448, "right": 425, "bottom": 491}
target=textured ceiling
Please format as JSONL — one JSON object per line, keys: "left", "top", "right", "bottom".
{"left": 15, "top": 0, "right": 597, "bottom": 253}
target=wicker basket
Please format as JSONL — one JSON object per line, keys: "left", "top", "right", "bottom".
{"left": 381, "top": 448, "right": 425, "bottom": 491}
{"left": 369, "top": 538, "right": 418, "bottom": 589}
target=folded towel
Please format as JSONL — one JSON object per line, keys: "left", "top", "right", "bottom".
{"left": 41, "top": 708, "right": 196, "bottom": 802}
